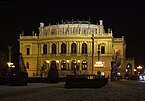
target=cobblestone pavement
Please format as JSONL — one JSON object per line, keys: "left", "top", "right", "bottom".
{"left": 0, "top": 80, "right": 145, "bottom": 101}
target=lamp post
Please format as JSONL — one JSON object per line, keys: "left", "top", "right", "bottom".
{"left": 7, "top": 46, "right": 12, "bottom": 62}
{"left": 134, "top": 69, "right": 137, "bottom": 75}
{"left": 98, "top": 44, "right": 100, "bottom": 61}
{"left": 91, "top": 33, "right": 94, "bottom": 74}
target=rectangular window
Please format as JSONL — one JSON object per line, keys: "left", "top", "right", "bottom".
{"left": 26, "top": 62, "right": 29, "bottom": 69}
{"left": 101, "top": 46, "right": 105, "bottom": 54}
{"left": 26, "top": 48, "right": 30, "bottom": 55}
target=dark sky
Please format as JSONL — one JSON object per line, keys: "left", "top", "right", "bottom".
{"left": 0, "top": 0, "right": 145, "bottom": 67}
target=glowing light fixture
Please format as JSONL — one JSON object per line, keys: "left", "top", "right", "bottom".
{"left": 45, "top": 60, "right": 50, "bottom": 64}
{"left": 56, "top": 60, "right": 59, "bottom": 63}
{"left": 94, "top": 61, "right": 105, "bottom": 68}
{"left": 134, "top": 69, "right": 137, "bottom": 72}
{"left": 7, "top": 62, "right": 14, "bottom": 67}
{"left": 77, "top": 60, "right": 80, "bottom": 63}
{"left": 67, "top": 60, "right": 69, "bottom": 63}
{"left": 137, "top": 65, "right": 143, "bottom": 70}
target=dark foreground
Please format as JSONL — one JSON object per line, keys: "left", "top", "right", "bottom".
{"left": 0, "top": 80, "right": 145, "bottom": 101}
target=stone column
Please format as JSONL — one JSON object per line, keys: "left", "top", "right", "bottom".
{"left": 49, "top": 43, "right": 52, "bottom": 54}
{"left": 77, "top": 41, "right": 80, "bottom": 55}
{"left": 68, "top": 42, "right": 71, "bottom": 55}
{"left": 58, "top": 42, "right": 61, "bottom": 54}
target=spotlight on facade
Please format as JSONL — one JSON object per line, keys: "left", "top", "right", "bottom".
{"left": 45, "top": 60, "right": 50, "bottom": 64}
{"left": 56, "top": 60, "right": 59, "bottom": 63}
{"left": 77, "top": 60, "right": 80, "bottom": 63}
{"left": 94, "top": 61, "right": 105, "bottom": 68}
{"left": 67, "top": 60, "right": 69, "bottom": 63}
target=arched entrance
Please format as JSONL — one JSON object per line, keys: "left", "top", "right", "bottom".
{"left": 50, "top": 60, "right": 57, "bottom": 69}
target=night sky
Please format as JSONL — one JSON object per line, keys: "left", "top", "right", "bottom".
{"left": 0, "top": 0, "right": 145, "bottom": 68}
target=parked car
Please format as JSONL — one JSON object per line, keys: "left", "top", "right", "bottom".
{"left": 139, "top": 73, "right": 145, "bottom": 81}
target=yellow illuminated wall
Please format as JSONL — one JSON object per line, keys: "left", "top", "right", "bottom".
{"left": 19, "top": 20, "right": 134, "bottom": 78}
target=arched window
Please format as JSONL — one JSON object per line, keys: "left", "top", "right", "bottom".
{"left": 61, "top": 43, "right": 66, "bottom": 54}
{"left": 61, "top": 60, "right": 66, "bottom": 70}
{"left": 71, "top": 60, "right": 79, "bottom": 70}
{"left": 71, "top": 43, "right": 77, "bottom": 53}
{"left": 26, "top": 62, "right": 29, "bottom": 69}
{"left": 82, "top": 43, "right": 87, "bottom": 54}
{"left": 50, "top": 60, "right": 57, "bottom": 69}
{"left": 82, "top": 60, "right": 87, "bottom": 70}
{"left": 51, "top": 29, "right": 56, "bottom": 35}
{"left": 52, "top": 43, "right": 56, "bottom": 54}
{"left": 43, "top": 44, "right": 47, "bottom": 54}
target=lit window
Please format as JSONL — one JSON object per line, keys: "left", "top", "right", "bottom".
{"left": 61, "top": 60, "right": 66, "bottom": 70}
{"left": 71, "top": 60, "right": 79, "bottom": 70}
{"left": 82, "top": 60, "right": 87, "bottom": 70}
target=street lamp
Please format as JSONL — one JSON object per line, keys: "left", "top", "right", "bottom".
{"left": 7, "top": 62, "right": 15, "bottom": 71}
{"left": 7, "top": 46, "right": 12, "bottom": 63}
{"left": 134, "top": 69, "right": 137, "bottom": 75}
{"left": 137, "top": 65, "right": 143, "bottom": 75}
{"left": 98, "top": 44, "right": 101, "bottom": 61}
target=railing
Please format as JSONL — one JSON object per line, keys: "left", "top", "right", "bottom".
{"left": 114, "top": 38, "right": 124, "bottom": 41}
{"left": 20, "top": 33, "right": 113, "bottom": 39}
{"left": 65, "top": 74, "right": 108, "bottom": 88}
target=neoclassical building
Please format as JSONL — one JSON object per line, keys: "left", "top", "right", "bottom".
{"left": 19, "top": 20, "right": 135, "bottom": 78}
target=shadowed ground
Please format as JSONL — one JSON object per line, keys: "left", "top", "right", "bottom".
{"left": 0, "top": 80, "right": 145, "bottom": 101}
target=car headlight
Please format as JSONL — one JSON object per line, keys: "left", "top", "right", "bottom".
{"left": 139, "top": 75, "right": 143, "bottom": 80}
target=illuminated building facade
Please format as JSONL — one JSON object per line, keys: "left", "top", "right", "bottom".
{"left": 19, "top": 20, "right": 134, "bottom": 78}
